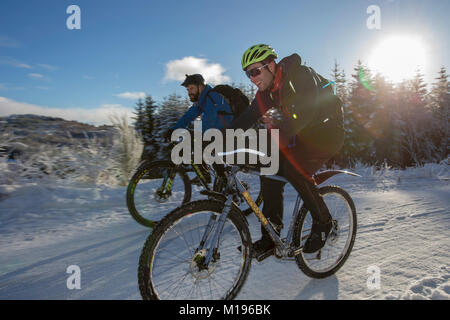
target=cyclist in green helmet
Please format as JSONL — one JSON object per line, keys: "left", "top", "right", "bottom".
{"left": 229, "top": 44, "right": 345, "bottom": 260}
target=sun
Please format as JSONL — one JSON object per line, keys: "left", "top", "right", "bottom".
{"left": 368, "top": 35, "right": 427, "bottom": 83}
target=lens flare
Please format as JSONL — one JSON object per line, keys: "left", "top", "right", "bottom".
{"left": 358, "top": 68, "right": 373, "bottom": 91}
{"left": 368, "top": 35, "right": 427, "bottom": 83}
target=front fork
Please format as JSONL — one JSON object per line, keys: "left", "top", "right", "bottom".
{"left": 158, "top": 167, "right": 177, "bottom": 194}
{"left": 161, "top": 161, "right": 210, "bottom": 194}
{"left": 197, "top": 169, "right": 237, "bottom": 266}
{"left": 198, "top": 196, "right": 233, "bottom": 266}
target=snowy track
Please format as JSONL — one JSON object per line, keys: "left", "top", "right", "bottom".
{"left": 0, "top": 169, "right": 448, "bottom": 300}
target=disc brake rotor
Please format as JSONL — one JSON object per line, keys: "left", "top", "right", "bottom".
{"left": 154, "top": 189, "right": 171, "bottom": 203}
{"left": 189, "top": 249, "right": 218, "bottom": 280}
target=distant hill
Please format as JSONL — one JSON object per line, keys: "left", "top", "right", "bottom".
{"left": 0, "top": 114, "right": 116, "bottom": 159}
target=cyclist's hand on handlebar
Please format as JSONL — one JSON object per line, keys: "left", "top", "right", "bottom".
{"left": 164, "top": 129, "right": 174, "bottom": 142}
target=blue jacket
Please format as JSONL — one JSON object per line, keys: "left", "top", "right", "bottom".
{"left": 171, "top": 85, "right": 234, "bottom": 132}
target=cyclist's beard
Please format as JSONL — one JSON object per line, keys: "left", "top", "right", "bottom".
{"left": 189, "top": 91, "right": 200, "bottom": 102}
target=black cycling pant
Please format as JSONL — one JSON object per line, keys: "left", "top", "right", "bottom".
{"left": 259, "top": 121, "right": 344, "bottom": 240}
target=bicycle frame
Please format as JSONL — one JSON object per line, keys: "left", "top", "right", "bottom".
{"left": 198, "top": 165, "right": 305, "bottom": 266}
{"left": 159, "top": 160, "right": 212, "bottom": 194}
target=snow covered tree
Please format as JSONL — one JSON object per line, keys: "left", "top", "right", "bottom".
{"left": 331, "top": 60, "right": 349, "bottom": 105}
{"left": 326, "top": 60, "right": 350, "bottom": 167}
{"left": 429, "top": 66, "right": 449, "bottom": 160}
{"left": 343, "top": 60, "right": 376, "bottom": 165}
{"left": 132, "top": 98, "right": 145, "bottom": 135}
{"left": 369, "top": 74, "right": 401, "bottom": 167}
{"left": 395, "top": 70, "right": 435, "bottom": 166}
{"left": 154, "top": 93, "right": 189, "bottom": 160}
{"left": 141, "top": 95, "right": 159, "bottom": 161}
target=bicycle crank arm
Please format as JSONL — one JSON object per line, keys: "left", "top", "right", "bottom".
{"left": 292, "top": 247, "right": 304, "bottom": 257}
{"left": 291, "top": 247, "right": 323, "bottom": 261}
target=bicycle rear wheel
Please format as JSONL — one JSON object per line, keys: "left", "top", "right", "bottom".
{"left": 138, "top": 200, "right": 252, "bottom": 300}
{"left": 126, "top": 160, "right": 191, "bottom": 228}
{"left": 294, "top": 186, "right": 357, "bottom": 279}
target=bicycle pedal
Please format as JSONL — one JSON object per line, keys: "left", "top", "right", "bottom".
{"left": 254, "top": 248, "right": 274, "bottom": 262}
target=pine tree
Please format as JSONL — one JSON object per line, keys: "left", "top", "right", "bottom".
{"left": 327, "top": 60, "right": 349, "bottom": 167}
{"left": 331, "top": 60, "right": 348, "bottom": 104}
{"left": 132, "top": 98, "right": 145, "bottom": 135}
{"left": 344, "top": 60, "right": 376, "bottom": 166}
{"left": 159, "top": 92, "right": 190, "bottom": 125}
{"left": 371, "top": 73, "right": 399, "bottom": 167}
{"left": 429, "top": 66, "right": 449, "bottom": 160}
{"left": 141, "top": 95, "right": 158, "bottom": 161}
{"left": 154, "top": 93, "right": 189, "bottom": 159}
{"left": 396, "top": 69, "right": 434, "bottom": 166}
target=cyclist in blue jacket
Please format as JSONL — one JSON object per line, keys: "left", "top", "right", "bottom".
{"left": 167, "top": 74, "right": 234, "bottom": 183}
{"left": 170, "top": 74, "right": 234, "bottom": 132}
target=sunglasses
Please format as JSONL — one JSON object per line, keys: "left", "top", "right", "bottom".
{"left": 245, "top": 63, "right": 269, "bottom": 78}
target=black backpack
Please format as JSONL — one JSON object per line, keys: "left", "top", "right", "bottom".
{"left": 206, "top": 85, "right": 250, "bottom": 118}
{"left": 280, "top": 54, "right": 343, "bottom": 129}
{"left": 301, "top": 65, "right": 344, "bottom": 128}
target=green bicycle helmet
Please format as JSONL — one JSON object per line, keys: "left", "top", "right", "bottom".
{"left": 241, "top": 44, "right": 278, "bottom": 70}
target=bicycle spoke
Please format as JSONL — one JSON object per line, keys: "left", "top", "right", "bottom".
{"left": 172, "top": 272, "right": 191, "bottom": 299}
{"left": 144, "top": 206, "right": 249, "bottom": 300}
{"left": 129, "top": 162, "right": 190, "bottom": 224}
{"left": 158, "top": 270, "right": 191, "bottom": 299}
{"left": 172, "top": 227, "right": 196, "bottom": 256}
{"left": 296, "top": 188, "right": 356, "bottom": 275}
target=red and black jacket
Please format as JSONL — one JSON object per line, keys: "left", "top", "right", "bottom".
{"left": 227, "top": 53, "right": 341, "bottom": 150}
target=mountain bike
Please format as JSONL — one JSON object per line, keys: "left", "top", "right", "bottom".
{"left": 126, "top": 142, "right": 263, "bottom": 228}
{"left": 138, "top": 154, "right": 360, "bottom": 300}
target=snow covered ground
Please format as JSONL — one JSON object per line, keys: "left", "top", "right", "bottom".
{"left": 0, "top": 163, "right": 448, "bottom": 300}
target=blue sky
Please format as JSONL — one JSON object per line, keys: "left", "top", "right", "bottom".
{"left": 0, "top": 0, "right": 449, "bottom": 124}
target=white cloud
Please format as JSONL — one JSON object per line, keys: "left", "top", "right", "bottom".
{"left": 0, "top": 57, "right": 58, "bottom": 72}
{"left": 0, "top": 96, "right": 134, "bottom": 126}
{"left": 164, "top": 56, "right": 231, "bottom": 85}
{"left": 114, "top": 92, "right": 146, "bottom": 100}
{"left": 37, "top": 64, "right": 58, "bottom": 71}
{"left": 0, "top": 56, "right": 32, "bottom": 69}
{"left": 28, "top": 73, "right": 45, "bottom": 79}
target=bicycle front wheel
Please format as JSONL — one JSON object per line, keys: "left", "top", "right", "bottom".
{"left": 138, "top": 200, "right": 252, "bottom": 300}
{"left": 294, "top": 185, "right": 357, "bottom": 279}
{"left": 126, "top": 160, "right": 191, "bottom": 228}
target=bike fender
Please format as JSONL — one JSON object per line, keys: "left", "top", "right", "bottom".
{"left": 313, "top": 170, "right": 361, "bottom": 185}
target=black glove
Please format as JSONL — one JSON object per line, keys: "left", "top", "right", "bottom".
{"left": 164, "top": 128, "right": 174, "bottom": 142}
